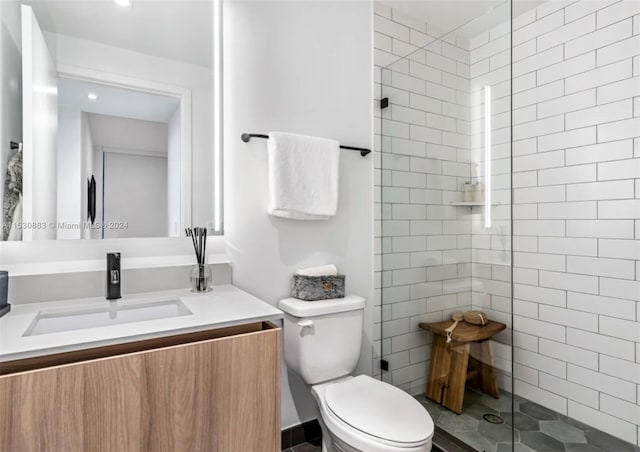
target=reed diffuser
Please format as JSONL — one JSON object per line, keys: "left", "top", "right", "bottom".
{"left": 186, "top": 227, "right": 211, "bottom": 292}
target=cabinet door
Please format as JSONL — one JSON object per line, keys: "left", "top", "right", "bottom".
{"left": 0, "top": 364, "right": 83, "bottom": 451}
{"left": 207, "top": 329, "right": 280, "bottom": 451}
{"left": 0, "top": 326, "right": 281, "bottom": 452}
{"left": 83, "top": 354, "right": 144, "bottom": 451}
{"left": 138, "top": 328, "right": 280, "bottom": 451}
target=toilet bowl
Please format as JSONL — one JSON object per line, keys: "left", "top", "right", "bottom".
{"left": 279, "top": 295, "right": 434, "bottom": 452}
{"left": 312, "top": 375, "right": 434, "bottom": 452}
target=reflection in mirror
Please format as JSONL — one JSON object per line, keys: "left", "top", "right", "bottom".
{"left": 0, "top": 0, "right": 220, "bottom": 241}
{"left": 57, "top": 78, "right": 181, "bottom": 239}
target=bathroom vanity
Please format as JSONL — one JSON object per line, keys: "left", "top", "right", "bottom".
{"left": 0, "top": 286, "right": 283, "bottom": 452}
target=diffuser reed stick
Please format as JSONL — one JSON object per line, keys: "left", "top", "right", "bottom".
{"left": 186, "top": 227, "right": 208, "bottom": 291}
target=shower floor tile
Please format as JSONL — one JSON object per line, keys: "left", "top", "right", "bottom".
{"left": 415, "top": 389, "right": 640, "bottom": 452}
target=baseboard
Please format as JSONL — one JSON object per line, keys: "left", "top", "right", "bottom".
{"left": 281, "top": 419, "right": 322, "bottom": 450}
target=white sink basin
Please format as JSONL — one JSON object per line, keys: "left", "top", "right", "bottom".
{"left": 23, "top": 298, "right": 192, "bottom": 336}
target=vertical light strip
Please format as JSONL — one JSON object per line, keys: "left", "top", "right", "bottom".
{"left": 212, "top": 0, "right": 223, "bottom": 234}
{"left": 484, "top": 85, "right": 492, "bottom": 229}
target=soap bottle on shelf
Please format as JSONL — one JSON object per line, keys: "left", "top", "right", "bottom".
{"left": 463, "top": 181, "right": 474, "bottom": 202}
{"left": 472, "top": 180, "right": 484, "bottom": 203}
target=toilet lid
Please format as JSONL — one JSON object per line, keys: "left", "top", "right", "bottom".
{"left": 325, "top": 375, "right": 434, "bottom": 444}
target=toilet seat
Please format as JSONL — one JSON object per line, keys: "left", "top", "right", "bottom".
{"left": 313, "top": 375, "right": 434, "bottom": 450}
{"left": 325, "top": 375, "right": 433, "bottom": 445}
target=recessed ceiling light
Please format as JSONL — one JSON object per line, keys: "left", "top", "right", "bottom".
{"left": 87, "top": 93, "right": 98, "bottom": 101}
{"left": 114, "top": 0, "right": 132, "bottom": 7}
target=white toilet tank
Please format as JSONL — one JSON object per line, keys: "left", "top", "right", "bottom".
{"left": 279, "top": 295, "right": 366, "bottom": 385}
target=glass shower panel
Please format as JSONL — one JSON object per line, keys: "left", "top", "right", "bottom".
{"left": 375, "top": 1, "right": 513, "bottom": 450}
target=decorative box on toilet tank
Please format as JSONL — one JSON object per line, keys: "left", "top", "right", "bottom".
{"left": 291, "top": 274, "right": 345, "bottom": 301}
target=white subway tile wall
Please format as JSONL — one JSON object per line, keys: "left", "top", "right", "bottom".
{"left": 471, "top": 0, "right": 640, "bottom": 445}
{"left": 469, "top": 0, "right": 516, "bottom": 395}
{"left": 376, "top": 0, "right": 640, "bottom": 446}
{"left": 374, "top": 5, "right": 475, "bottom": 396}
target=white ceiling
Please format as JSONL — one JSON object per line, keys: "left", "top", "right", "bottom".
{"left": 58, "top": 77, "right": 180, "bottom": 123}
{"left": 25, "top": 0, "right": 214, "bottom": 68}
{"left": 380, "top": 0, "right": 546, "bottom": 38}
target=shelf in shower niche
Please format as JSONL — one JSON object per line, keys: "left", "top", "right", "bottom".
{"left": 450, "top": 202, "right": 502, "bottom": 207}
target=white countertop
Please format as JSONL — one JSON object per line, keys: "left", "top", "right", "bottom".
{"left": 0, "top": 285, "right": 283, "bottom": 362}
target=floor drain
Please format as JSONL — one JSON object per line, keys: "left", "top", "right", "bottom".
{"left": 482, "top": 413, "right": 504, "bottom": 424}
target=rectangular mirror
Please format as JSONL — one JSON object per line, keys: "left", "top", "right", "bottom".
{"left": 0, "top": 0, "right": 221, "bottom": 241}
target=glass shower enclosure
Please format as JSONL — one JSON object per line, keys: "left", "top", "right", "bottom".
{"left": 374, "top": 0, "right": 640, "bottom": 450}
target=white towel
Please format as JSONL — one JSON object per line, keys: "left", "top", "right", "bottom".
{"left": 295, "top": 264, "right": 338, "bottom": 276}
{"left": 267, "top": 131, "right": 339, "bottom": 220}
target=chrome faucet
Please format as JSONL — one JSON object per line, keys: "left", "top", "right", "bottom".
{"left": 106, "top": 253, "right": 121, "bottom": 300}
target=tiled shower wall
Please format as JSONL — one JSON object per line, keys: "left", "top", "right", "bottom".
{"left": 375, "top": 0, "right": 639, "bottom": 446}
{"left": 468, "top": 10, "right": 515, "bottom": 392}
{"left": 470, "top": 0, "right": 640, "bottom": 445}
{"left": 373, "top": 4, "right": 475, "bottom": 394}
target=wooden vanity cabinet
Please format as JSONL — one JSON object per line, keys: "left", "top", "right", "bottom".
{"left": 0, "top": 321, "right": 281, "bottom": 452}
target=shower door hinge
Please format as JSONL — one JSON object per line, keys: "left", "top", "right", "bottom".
{"left": 380, "top": 97, "right": 389, "bottom": 109}
{"left": 380, "top": 359, "right": 389, "bottom": 371}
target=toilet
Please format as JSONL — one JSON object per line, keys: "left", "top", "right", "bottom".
{"left": 279, "top": 295, "right": 434, "bottom": 452}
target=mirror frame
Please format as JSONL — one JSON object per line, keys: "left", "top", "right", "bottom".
{"left": 0, "top": 0, "right": 223, "bottom": 272}
{"left": 58, "top": 63, "right": 193, "bottom": 236}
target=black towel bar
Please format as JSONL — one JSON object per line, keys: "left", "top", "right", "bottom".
{"left": 240, "top": 133, "right": 371, "bottom": 157}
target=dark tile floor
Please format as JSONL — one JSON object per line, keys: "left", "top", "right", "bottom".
{"left": 416, "top": 389, "right": 640, "bottom": 452}
{"left": 282, "top": 391, "right": 639, "bottom": 452}
{"left": 282, "top": 442, "right": 321, "bottom": 452}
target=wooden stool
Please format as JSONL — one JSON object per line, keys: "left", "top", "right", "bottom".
{"left": 419, "top": 319, "right": 506, "bottom": 414}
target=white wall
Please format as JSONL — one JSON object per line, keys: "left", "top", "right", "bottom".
{"left": 56, "top": 106, "right": 81, "bottom": 239}
{"left": 103, "top": 152, "right": 167, "bottom": 239}
{"left": 167, "top": 108, "right": 181, "bottom": 237}
{"left": 87, "top": 113, "right": 168, "bottom": 155}
{"left": 471, "top": 0, "right": 640, "bottom": 446}
{"left": 223, "top": 0, "right": 373, "bottom": 429}
{"left": 0, "top": 0, "right": 22, "bottom": 216}
{"left": 56, "top": 108, "right": 94, "bottom": 240}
